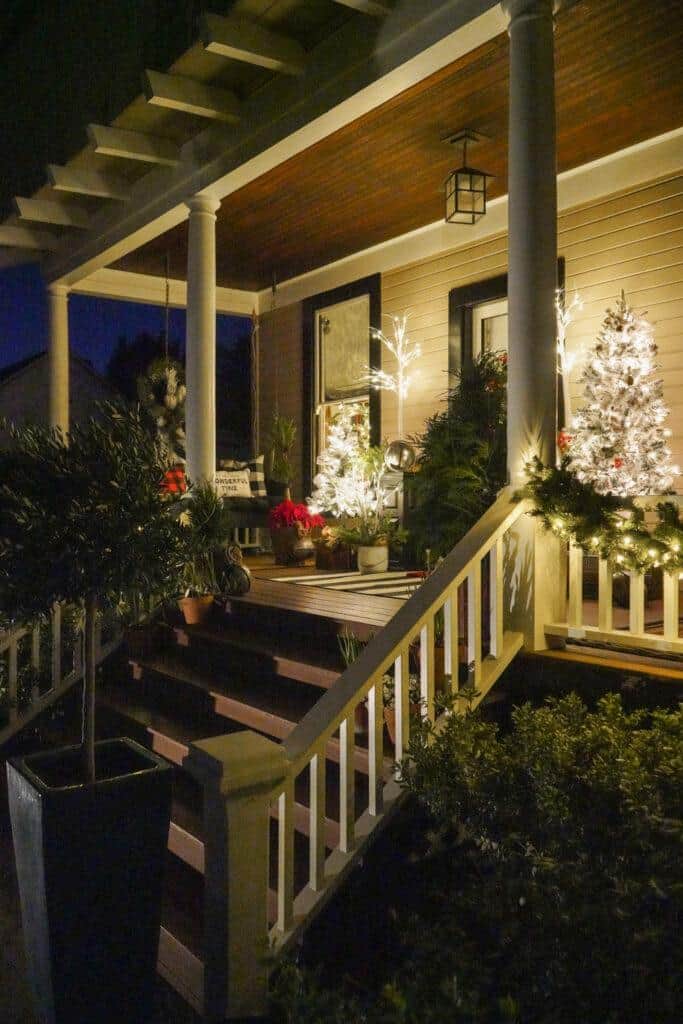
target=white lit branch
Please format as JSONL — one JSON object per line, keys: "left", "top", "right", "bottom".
{"left": 364, "top": 313, "right": 421, "bottom": 438}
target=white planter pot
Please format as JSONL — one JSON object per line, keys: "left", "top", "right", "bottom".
{"left": 357, "top": 545, "right": 389, "bottom": 574}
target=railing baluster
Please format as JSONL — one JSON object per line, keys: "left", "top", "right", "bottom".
{"left": 568, "top": 544, "right": 583, "bottom": 627}
{"left": 339, "top": 715, "right": 355, "bottom": 853}
{"left": 394, "top": 646, "right": 410, "bottom": 762}
{"left": 598, "top": 558, "right": 613, "bottom": 632}
{"left": 367, "top": 680, "right": 384, "bottom": 816}
{"left": 629, "top": 572, "right": 645, "bottom": 635}
{"left": 419, "top": 618, "right": 435, "bottom": 722}
{"left": 31, "top": 624, "right": 41, "bottom": 702}
{"left": 663, "top": 572, "right": 680, "bottom": 641}
{"left": 467, "top": 563, "right": 482, "bottom": 689}
{"left": 443, "top": 588, "right": 459, "bottom": 693}
{"left": 309, "top": 751, "right": 326, "bottom": 892}
{"left": 489, "top": 538, "right": 504, "bottom": 658}
{"left": 277, "top": 778, "right": 295, "bottom": 933}
{"left": 51, "top": 604, "right": 62, "bottom": 689}
{"left": 8, "top": 641, "right": 18, "bottom": 724}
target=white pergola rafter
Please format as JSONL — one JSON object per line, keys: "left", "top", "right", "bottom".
{"left": 14, "top": 196, "right": 91, "bottom": 229}
{"left": 331, "top": 0, "right": 391, "bottom": 15}
{"left": 200, "top": 13, "right": 306, "bottom": 76}
{"left": 87, "top": 124, "right": 180, "bottom": 166}
{"left": 47, "top": 164, "right": 129, "bottom": 201}
{"left": 0, "top": 224, "right": 62, "bottom": 251}
{"left": 143, "top": 70, "right": 241, "bottom": 123}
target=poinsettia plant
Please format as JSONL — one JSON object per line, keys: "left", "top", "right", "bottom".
{"left": 268, "top": 500, "right": 325, "bottom": 533}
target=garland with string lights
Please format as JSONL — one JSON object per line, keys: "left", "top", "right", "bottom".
{"left": 521, "top": 456, "right": 683, "bottom": 573}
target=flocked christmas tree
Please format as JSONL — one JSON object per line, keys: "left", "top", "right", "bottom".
{"left": 568, "top": 292, "right": 679, "bottom": 496}
{"left": 308, "top": 401, "right": 375, "bottom": 517}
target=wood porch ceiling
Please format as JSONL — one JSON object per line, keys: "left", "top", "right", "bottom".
{"left": 112, "top": 0, "right": 683, "bottom": 292}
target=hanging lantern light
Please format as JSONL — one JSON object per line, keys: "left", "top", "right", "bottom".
{"left": 445, "top": 131, "right": 492, "bottom": 225}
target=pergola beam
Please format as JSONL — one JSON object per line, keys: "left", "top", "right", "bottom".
{"left": 0, "top": 224, "right": 62, "bottom": 251}
{"left": 87, "top": 124, "right": 180, "bottom": 166}
{"left": 15, "top": 196, "right": 91, "bottom": 229}
{"left": 48, "top": 164, "right": 129, "bottom": 201}
{"left": 331, "top": 0, "right": 391, "bottom": 14}
{"left": 143, "top": 70, "right": 241, "bottom": 123}
{"left": 201, "top": 13, "right": 306, "bottom": 76}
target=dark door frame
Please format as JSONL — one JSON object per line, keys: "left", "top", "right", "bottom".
{"left": 302, "top": 273, "right": 381, "bottom": 495}
{"left": 448, "top": 258, "right": 566, "bottom": 373}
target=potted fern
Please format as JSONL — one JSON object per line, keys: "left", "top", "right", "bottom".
{"left": 0, "top": 404, "right": 185, "bottom": 1024}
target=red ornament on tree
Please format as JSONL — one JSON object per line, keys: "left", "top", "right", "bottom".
{"left": 557, "top": 430, "right": 572, "bottom": 453}
{"left": 613, "top": 457, "right": 624, "bottom": 469}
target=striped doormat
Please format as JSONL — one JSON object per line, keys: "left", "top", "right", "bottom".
{"left": 268, "top": 570, "right": 425, "bottom": 601}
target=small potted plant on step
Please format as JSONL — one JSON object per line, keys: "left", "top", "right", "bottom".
{"left": 177, "top": 481, "right": 235, "bottom": 624}
{"left": 0, "top": 403, "right": 186, "bottom": 1024}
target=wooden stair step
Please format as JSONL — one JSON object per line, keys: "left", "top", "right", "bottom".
{"left": 175, "top": 621, "right": 341, "bottom": 689}
{"left": 98, "top": 677, "right": 241, "bottom": 765}
{"left": 224, "top": 576, "right": 400, "bottom": 629}
{"left": 130, "top": 652, "right": 384, "bottom": 775}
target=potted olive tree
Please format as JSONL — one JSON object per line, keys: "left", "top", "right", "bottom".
{"left": 0, "top": 403, "right": 186, "bottom": 1024}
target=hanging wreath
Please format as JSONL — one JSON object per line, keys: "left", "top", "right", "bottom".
{"left": 137, "top": 358, "right": 186, "bottom": 467}
{"left": 520, "top": 456, "right": 683, "bottom": 573}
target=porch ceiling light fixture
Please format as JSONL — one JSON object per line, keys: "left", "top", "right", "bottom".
{"left": 444, "top": 130, "right": 492, "bottom": 225}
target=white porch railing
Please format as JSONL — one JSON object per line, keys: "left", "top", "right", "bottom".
{"left": 183, "top": 487, "right": 531, "bottom": 1020}
{"left": 545, "top": 496, "right": 683, "bottom": 658}
{"left": 0, "top": 605, "right": 120, "bottom": 748}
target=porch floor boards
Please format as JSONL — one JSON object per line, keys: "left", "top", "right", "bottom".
{"left": 225, "top": 576, "right": 401, "bottom": 629}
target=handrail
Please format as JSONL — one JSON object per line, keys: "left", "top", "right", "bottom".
{"left": 0, "top": 605, "right": 120, "bottom": 748}
{"left": 284, "top": 487, "right": 528, "bottom": 770}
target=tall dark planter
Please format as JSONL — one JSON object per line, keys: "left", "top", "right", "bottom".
{"left": 7, "top": 738, "right": 172, "bottom": 1024}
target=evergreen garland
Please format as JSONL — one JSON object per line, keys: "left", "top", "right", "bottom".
{"left": 522, "top": 456, "right": 683, "bottom": 573}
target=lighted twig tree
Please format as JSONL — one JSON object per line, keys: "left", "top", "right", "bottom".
{"left": 364, "top": 313, "right": 421, "bottom": 438}
{"left": 568, "top": 293, "right": 679, "bottom": 496}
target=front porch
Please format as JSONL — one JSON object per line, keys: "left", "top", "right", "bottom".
{"left": 0, "top": 0, "right": 682, "bottom": 1020}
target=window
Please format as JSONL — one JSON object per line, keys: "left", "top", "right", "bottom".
{"left": 315, "top": 294, "right": 370, "bottom": 453}
{"left": 303, "top": 275, "right": 381, "bottom": 494}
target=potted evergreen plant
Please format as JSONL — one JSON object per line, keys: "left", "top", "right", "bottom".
{"left": 177, "top": 482, "right": 235, "bottom": 623}
{"left": 0, "top": 404, "right": 186, "bottom": 1024}
{"left": 266, "top": 411, "right": 297, "bottom": 501}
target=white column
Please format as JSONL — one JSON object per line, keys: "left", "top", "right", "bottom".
{"left": 502, "top": 0, "right": 558, "bottom": 486}
{"left": 185, "top": 194, "right": 220, "bottom": 484}
{"left": 47, "top": 283, "right": 70, "bottom": 433}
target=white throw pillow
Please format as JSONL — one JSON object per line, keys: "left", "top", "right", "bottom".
{"left": 215, "top": 469, "right": 253, "bottom": 499}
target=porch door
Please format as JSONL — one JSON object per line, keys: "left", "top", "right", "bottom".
{"left": 315, "top": 293, "right": 370, "bottom": 456}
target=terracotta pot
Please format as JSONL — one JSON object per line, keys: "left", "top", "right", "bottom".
{"left": 384, "top": 704, "right": 421, "bottom": 746}
{"left": 357, "top": 545, "right": 389, "bottom": 574}
{"left": 178, "top": 595, "right": 214, "bottom": 625}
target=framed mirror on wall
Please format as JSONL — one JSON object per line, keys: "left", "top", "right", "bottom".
{"left": 302, "top": 274, "right": 381, "bottom": 495}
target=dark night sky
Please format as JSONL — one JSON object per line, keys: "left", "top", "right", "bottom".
{"left": 0, "top": 262, "right": 250, "bottom": 374}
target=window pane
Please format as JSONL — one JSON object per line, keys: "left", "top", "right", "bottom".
{"left": 481, "top": 312, "right": 508, "bottom": 354}
{"left": 319, "top": 295, "right": 370, "bottom": 401}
